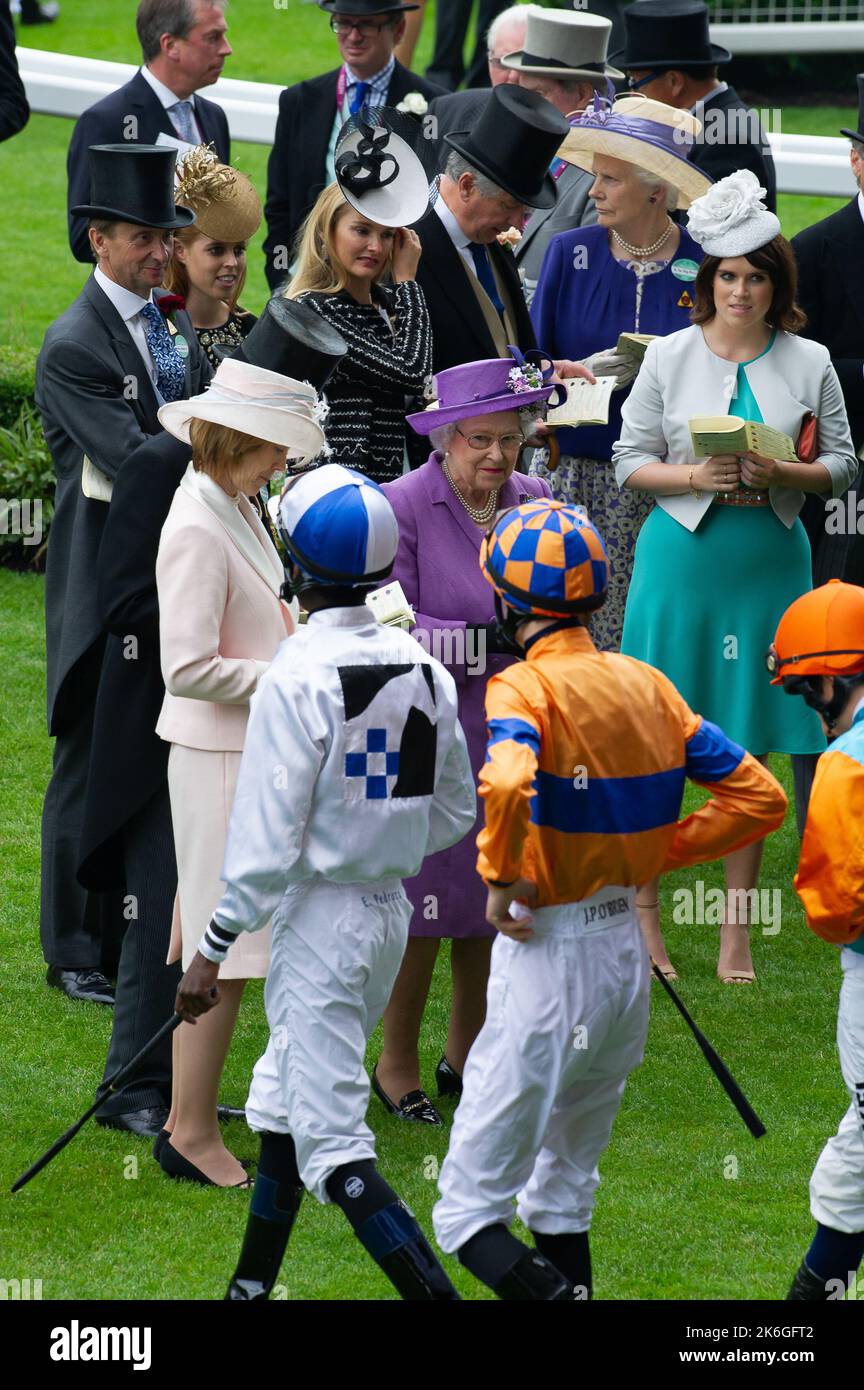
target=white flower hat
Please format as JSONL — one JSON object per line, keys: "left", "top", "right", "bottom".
{"left": 686, "top": 169, "right": 781, "bottom": 256}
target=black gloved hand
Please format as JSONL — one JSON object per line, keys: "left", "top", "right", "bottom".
{"left": 469, "top": 623, "right": 512, "bottom": 657}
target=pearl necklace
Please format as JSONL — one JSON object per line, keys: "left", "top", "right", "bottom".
{"left": 443, "top": 456, "right": 498, "bottom": 525}
{"left": 612, "top": 217, "right": 674, "bottom": 259}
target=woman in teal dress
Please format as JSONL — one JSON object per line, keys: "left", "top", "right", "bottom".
{"left": 613, "top": 171, "right": 857, "bottom": 983}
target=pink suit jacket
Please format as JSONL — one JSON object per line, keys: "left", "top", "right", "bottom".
{"left": 155, "top": 464, "right": 294, "bottom": 752}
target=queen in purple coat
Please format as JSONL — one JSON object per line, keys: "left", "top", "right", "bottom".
{"left": 374, "top": 351, "right": 554, "bottom": 1125}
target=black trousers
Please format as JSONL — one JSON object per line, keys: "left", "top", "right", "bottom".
{"left": 425, "top": 0, "right": 507, "bottom": 91}
{"left": 97, "top": 785, "right": 180, "bottom": 1115}
{"left": 40, "top": 641, "right": 124, "bottom": 970}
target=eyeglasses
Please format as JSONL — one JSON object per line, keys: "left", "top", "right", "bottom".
{"left": 455, "top": 426, "right": 523, "bottom": 452}
{"left": 627, "top": 71, "right": 661, "bottom": 91}
{"left": 330, "top": 17, "right": 394, "bottom": 35}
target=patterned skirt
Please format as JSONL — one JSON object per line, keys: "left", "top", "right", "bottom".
{"left": 529, "top": 453, "right": 654, "bottom": 652}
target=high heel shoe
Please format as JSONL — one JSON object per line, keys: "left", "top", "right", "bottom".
{"left": 371, "top": 1066, "right": 443, "bottom": 1126}
{"left": 158, "top": 1139, "right": 252, "bottom": 1188}
{"left": 435, "top": 1055, "right": 463, "bottom": 1098}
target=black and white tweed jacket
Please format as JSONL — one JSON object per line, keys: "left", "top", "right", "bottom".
{"left": 296, "top": 282, "right": 432, "bottom": 484}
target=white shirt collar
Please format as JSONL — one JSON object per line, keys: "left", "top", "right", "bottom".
{"left": 434, "top": 193, "right": 471, "bottom": 251}
{"left": 141, "top": 64, "right": 197, "bottom": 111}
{"left": 94, "top": 266, "right": 153, "bottom": 321}
{"left": 857, "top": 191, "right": 864, "bottom": 226}
{"left": 690, "top": 80, "right": 728, "bottom": 114}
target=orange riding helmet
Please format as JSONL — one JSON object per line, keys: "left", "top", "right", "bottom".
{"left": 767, "top": 580, "right": 864, "bottom": 685}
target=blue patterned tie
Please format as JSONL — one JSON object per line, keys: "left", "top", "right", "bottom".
{"left": 171, "top": 99, "right": 197, "bottom": 143}
{"left": 140, "top": 302, "right": 187, "bottom": 402}
{"left": 350, "top": 80, "right": 370, "bottom": 115}
{"left": 469, "top": 242, "right": 505, "bottom": 316}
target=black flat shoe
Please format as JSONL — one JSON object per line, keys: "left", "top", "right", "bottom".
{"left": 158, "top": 1140, "right": 252, "bottom": 1188}
{"left": 153, "top": 1128, "right": 170, "bottom": 1161}
{"left": 371, "top": 1067, "right": 443, "bottom": 1126}
{"left": 435, "top": 1055, "right": 463, "bottom": 1098}
{"left": 95, "top": 1105, "right": 169, "bottom": 1138}
{"left": 46, "top": 965, "right": 114, "bottom": 1006}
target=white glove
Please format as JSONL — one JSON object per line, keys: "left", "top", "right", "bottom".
{"left": 580, "top": 348, "right": 638, "bottom": 390}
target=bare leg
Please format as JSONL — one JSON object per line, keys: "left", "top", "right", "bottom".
{"left": 636, "top": 878, "right": 676, "bottom": 977}
{"left": 164, "top": 1027, "right": 180, "bottom": 1132}
{"left": 444, "top": 937, "right": 493, "bottom": 1074}
{"left": 167, "top": 977, "right": 248, "bottom": 1185}
{"left": 395, "top": 1, "right": 427, "bottom": 69}
{"left": 718, "top": 754, "right": 770, "bottom": 983}
{"left": 376, "top": 936, "right": 440, "bottom": 1099}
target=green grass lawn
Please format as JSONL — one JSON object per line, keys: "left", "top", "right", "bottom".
{"left": 0, "top": 568, "right": 850, "bottom": 1300}
{"left": 1, "top": 4, "right": 859, "bottom": 352}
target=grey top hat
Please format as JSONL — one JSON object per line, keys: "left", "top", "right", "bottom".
{"left": 501, "top": 6, "right": 623, "bottom": 83}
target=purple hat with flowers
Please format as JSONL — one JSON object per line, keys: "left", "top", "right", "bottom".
{"left": 407, "top": 347, "right": 559, "bottom": 436}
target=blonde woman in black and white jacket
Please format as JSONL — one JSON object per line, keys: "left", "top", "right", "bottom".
{"left": 285, "top": 183, "right": 431, "bottom": 484}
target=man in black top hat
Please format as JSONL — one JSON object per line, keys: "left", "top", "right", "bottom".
{"left": 613, "top": 0, "right": 776, "bottom": 212}
{"left": 76, "top": 298, "right": 346, "bottom": 1139}
{"left": 66, "top": 0, "right": 232, "bottom": 263}
{"left": 787, "top": 77, "right": 864, "bottom": 829}
{"left": 415, "top": 84, "right": 563, "bottom": 374}
{"left": 263, "top": 0, "right": 443, "bottom": 290}
{"left": 36, "top": 144, "right": 211, "bottom": 1025}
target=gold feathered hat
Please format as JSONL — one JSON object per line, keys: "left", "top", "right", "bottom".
{"left": 174, "top": 145, "right": 262, "bottom": 242}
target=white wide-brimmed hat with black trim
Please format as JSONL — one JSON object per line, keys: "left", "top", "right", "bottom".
{"left": 335, "top": 107, "right": 440, "bottom": 228}
{"left": 501, "top": 6, "right": 623, "bottom": 83}
{"left": 557, "top": 93, "right": 713, "bottom": 210}
{"left": 686, "top": 169, "right": 783, "bottom": 256}
{"left": 158, "top": 358, "right": 326, "bottom": 461}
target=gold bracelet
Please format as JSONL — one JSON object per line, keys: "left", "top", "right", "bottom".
{"left": 688, "top": 467, "right": 701, "bottom": 498}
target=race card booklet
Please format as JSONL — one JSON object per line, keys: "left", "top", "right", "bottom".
{"left": 546, "top": 376, "right": 617, "bottom": 427}
{"left": 688, "top": 415, "right": 798, "bottom": 462}
{"left": 616, "top": 332, "right": 656, "bottom": 362}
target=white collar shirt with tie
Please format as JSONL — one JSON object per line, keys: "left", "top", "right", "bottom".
{"left": 433, "top": 195, "right": 478, "bottom": 278}
{"left": 141, "top": 64, "right": 203, "bottom": 144}
{"left": 93, "top": 267, "right": 165, "bottom": 403}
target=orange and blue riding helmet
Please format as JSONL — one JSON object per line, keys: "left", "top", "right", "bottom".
{"left": 480, "top": 499, "right": 609, "bottom": 619}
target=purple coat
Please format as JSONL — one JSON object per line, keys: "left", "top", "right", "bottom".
{"left": 382, "top": 455, "right": 551, "bottom": 938}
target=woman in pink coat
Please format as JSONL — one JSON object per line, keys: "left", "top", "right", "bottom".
{"left": 154, "top": 358, "right": 324, "bottom": 1186}
{"left": 377, "top": 351, "right": 554, "bottom": 1124}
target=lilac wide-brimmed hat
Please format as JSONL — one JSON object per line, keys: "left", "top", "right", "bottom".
{"left": 407, "top": 348, "right": 559, "bottom": 436}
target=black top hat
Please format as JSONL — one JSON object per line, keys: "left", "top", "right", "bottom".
{"left": 444, "top": 86, "right": 569, "bottom": 211}
{"left": 610, "top": 0, "right": 731, "bottom": 70}
{"left": 70, "top": 144, "right": 197, "bottom": 229}
{"left": 840, "top": 73, "right": 864, "bottom": 142}
{"left": 318, "top": 0, "right": 419, "bottom": 16}
{"left": 231, "top": 297, "right": 348, "bottom": 391}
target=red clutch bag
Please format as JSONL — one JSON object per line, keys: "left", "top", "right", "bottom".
{"left": 796, "top": 412, "right": 819, "bottom": 464}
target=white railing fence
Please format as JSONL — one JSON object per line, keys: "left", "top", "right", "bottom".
{"left": 16, "top": 47, "right": 862, "bottom": 199}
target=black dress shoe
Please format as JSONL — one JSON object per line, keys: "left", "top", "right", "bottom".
{"left": 46, "top": 966, "right": 114, "bottom": 1006}
{"left": 158, "top": 1139, "right": 252, "bottom": 1188}
{"left": 217, "top": 1104, "right": 247, "bottom": 1124}
{"left": 371, "top": 1067, "right": 443, "bottom": 1126}
{"left": 435, "top": 1055, "right": 463, "bottom": 1098}
{"left": 153, "top": 1128, "right": 255, "bottom": 1171}
{"left": 95, "top": 1105, "right": 169, "bottom": 1138}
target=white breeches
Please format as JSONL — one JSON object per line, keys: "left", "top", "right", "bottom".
{"left": 810, "top": 952, "right": 864, "bottom": 1235}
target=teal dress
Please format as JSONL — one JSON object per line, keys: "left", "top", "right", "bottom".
{"left": 621, "top": 334, "right": 825, "bottom": 754}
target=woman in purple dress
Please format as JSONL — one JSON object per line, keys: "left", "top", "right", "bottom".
{"left": 530, "top": 95, "right": 712, "bottom": 651}
{"left": 377, "top": 351, "right": 554, "bottom": 1123}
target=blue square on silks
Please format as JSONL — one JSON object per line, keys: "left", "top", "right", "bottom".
{"left": 367, "top": 728, "right": 387, "bottom": 752}
{"left": 386, "top": 751, "right": 399, "bottom": 776}
{"left": 345, "top": 752, "right": 367, "bottom": 777}
{"left": 367, "top": 776, "right": 387, "bottom": 798}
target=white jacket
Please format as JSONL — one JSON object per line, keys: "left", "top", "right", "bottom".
{"left": 613, "top": 325, "right": 857, "bottom": 533}
{"left": 199, "top": 605, "right": 476, "bottom": 958}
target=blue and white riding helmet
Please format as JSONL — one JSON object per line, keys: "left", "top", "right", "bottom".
{"left": 276, "top": 463, "right": 399, "bottom": 590}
